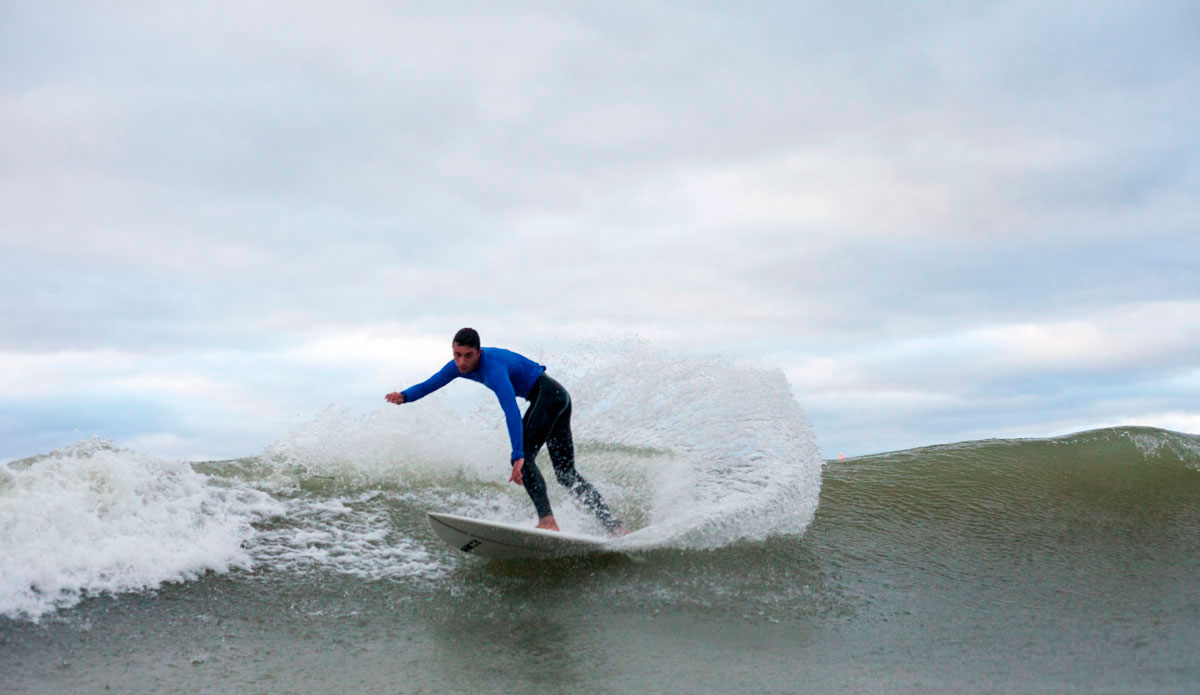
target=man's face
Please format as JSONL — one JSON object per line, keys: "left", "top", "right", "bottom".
{"left": 453, "top": 343, "right": 481, "bottom": 374}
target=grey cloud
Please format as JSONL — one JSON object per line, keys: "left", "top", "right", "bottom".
{"left": 2, "top": 1, "right": 1198, "bottom": 457}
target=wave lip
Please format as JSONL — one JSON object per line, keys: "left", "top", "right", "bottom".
{"left": 0, "top": 439, "right": 282, "bottom": 622}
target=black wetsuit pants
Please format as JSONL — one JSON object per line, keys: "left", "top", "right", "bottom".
{"left": 520, "top": 373, "right": 622, "bottom": 532}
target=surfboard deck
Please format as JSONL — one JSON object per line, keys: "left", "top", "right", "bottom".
{"left": 427, "top": 511, "right": 612, "bottom": 560}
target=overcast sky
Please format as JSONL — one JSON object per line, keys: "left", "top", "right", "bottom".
{"left": 3, "top": 1, "right": 1198, "bottom": 461}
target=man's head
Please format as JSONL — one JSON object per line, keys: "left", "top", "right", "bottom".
{"left": 452, "top": 327, "right": 481, "bottom": 373}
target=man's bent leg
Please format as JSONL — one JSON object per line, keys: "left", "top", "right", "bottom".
{"left": 519, "top": 374, "right": 570, "bottom": 523}
{"left": 519, "top": 374, "right": 568, "bottom": 523}
{"left": 546, "top": 403, "right": 626, "bottom": 533}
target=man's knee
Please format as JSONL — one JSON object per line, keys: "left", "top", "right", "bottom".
{"left": 554, "top": 468, "right": 579, "bottom": 488}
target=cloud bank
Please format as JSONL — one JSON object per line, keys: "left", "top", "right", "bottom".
{"left": 2, "top": 1, "right": 1197, "bottom": 458}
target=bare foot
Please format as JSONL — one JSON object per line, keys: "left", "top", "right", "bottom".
{"left": 535, "top": 516, "right": 560, "bottom": 532}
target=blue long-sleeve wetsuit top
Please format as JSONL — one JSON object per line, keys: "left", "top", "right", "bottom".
{"left": 400, "top": 347, "right": 546, "bottom": 462}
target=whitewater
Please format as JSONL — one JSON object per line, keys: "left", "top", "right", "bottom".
{"left": 1, "top": 342, "right": 823, "bottom": 622}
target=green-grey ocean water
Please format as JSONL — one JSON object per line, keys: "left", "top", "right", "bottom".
{"left": 3, "top": 426, "right": 1198, "bottom": 694}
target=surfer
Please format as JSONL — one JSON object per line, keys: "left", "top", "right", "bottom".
{"left": 386, "top": 328, "right": 628, "bottom": 536}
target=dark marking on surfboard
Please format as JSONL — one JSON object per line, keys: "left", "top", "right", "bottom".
{"left": 460, "top": 539, "right": 482, "bottom": 552}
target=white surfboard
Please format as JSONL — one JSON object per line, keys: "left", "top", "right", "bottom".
{"left": 427, "top": 511, "right": 612, "bottom": 560}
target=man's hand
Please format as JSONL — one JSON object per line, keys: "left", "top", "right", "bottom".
{"left": 509, "top": 458, "right": 525, "bottom": 486}
{"left": 385, "top": 392, "right": 406, "bottom": 405}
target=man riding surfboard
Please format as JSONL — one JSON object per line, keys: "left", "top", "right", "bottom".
{"left": 386, "top": 328, "right": 628, "bottom": 536}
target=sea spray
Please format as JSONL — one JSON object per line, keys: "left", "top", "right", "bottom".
{"left": 248, "top": 338, "right": 825, "bottom": 549}
{"left": 562, "top": 340, "right": 823, "bottom": 547}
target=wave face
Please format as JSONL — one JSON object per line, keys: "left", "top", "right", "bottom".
{"left": 808, "top": 426, "right": 1200, "bottom": 607}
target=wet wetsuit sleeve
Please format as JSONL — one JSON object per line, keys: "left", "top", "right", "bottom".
{"left": 486, "top": 370, "right": 525, "bottom": 462}
{"left": 401, "top": 360, "right": 459, "bottom": 403}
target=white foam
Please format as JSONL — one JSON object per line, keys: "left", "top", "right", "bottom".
{"left": 0, "top": 439, "right": 282, "bottom": 622}
{"left": 0, "top": 341, "right": 824, "bottom": 620}
{"left": 1125, "top": 428, "right": 1200, "bottom": 471}
{"left": 249, "top": 491, "right": 449, "bottom": 581}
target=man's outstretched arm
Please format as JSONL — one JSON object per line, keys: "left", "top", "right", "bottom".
{"left": 386, "top": 360, "right": 458, "bottom": 405}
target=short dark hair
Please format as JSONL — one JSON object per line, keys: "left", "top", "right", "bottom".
{"left": 453, "top": 327, "right": 481, "bottom": 350}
